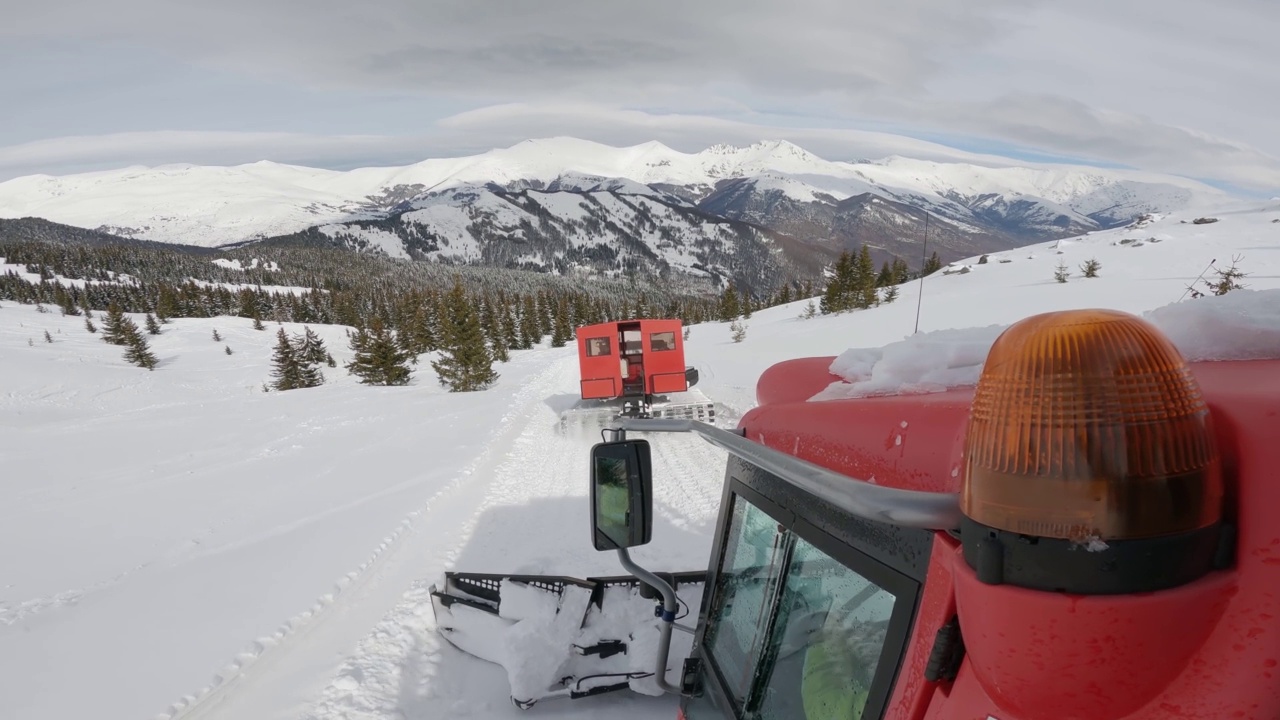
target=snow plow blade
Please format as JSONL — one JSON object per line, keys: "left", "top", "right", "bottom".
{"left": 429, "top": 570, "right": 706, "bottom": 709}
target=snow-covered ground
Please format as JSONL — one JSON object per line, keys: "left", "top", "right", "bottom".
{"left": 1, "top": 202, "right": 1278, "bottom": 720}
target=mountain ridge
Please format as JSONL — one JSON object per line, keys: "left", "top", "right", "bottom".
{"left": 0, "top": 137, "right": 1232, "bottom": 294}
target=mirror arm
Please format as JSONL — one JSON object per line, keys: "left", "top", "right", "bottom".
{"left": 616, "top": 547, "right": 685, "bottom": 696}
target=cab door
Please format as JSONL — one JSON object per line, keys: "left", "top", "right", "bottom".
{"left": 680, "top": 459, "right": 929, "bottom": 719}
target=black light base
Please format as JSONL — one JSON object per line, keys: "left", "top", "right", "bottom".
{"left": 960, "top": 516, "right": 1233, "bottom": 595}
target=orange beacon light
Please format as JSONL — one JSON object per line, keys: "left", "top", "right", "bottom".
{"left": 959, "top": 308, "right": 1228, "bottom": 594}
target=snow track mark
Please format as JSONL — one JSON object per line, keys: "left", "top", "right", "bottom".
{"left": 156, "top": 353, "right": 575, "bottom": 720}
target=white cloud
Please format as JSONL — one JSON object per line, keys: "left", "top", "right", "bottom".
{"left": 3, "top": 0, "right": 1279, "bottom": 189}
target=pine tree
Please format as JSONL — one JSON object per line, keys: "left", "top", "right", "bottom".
{"left": 876, "top": 260, "right": 893, "bottom": 287}
{"left": 923, "top": 251, "right": 942, "bottom": 276}
{"left": 1054, "top": 260, "right": 1070, "bottom": 283}
{"left": 718, "top": 283, "right": 741, "bottom": 321}
{"left": 253, "top": 314, "right": 266, "bottom": 331}
{"left": 156, "top": 285, "right": 178, "bottom": 323}
{"left": 145, "top": 313, "right": 161, "bottom": 335}
{"left": 212, "top": 328, "right": 222, "bottom": 342}
{"left": 124, "top": 334, "right": 158, "bottom": 370}
{"left": 551, "top": 297, "right": 573, "bottom": 347}
{"left": 892, "top": 257, "right": 911, "bottom": 285}
{"left": 44, "top": 329, "right": 53, "bottom": 343}
{"left": 820, "top": 251, "right": 855, "bottom": 314}
{"left": 730, "top": 319, "right": 747, "bottom": 343}
{"left": 270, "top": 328, "right": 306, "bottom": 391}
{"left": 883, "top": 284, "right": 900, "bottom": 303}
{"left": 85, "top": 315, "right": 97, "bottom": 333}
{"left": 101, "top": 303, "right": 132, "bottom": 345}
{"left": 1205, "top": 255, "right": 1248, "bottom": 295}
{"left": 520, "top": 294, "right": 539, "bottom": 347}
{"left": 347, "top": 317, "right": 413, "bottom": 386}
{"left": 292, "top": 326, "right": 329, "bottom": 365}
{"left": 115, "top": 314, "right": 157, "bottom": 369}
{"left": 500, "top": 302, "right": 519, "bottom": 351}
{"left": 855, "top": 245, "right": 878, "bottom": 308}
{"left": 431, "top": 282, "right": 497, "bottom": 392}
{"left": 225, "top": 345, "right": 233, "bottom": 355}
{"left": 1080, "top": 258, "right": 1102, "bottom": 278}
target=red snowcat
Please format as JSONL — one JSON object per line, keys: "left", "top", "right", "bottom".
{"left": 430, "top": 308, "right": 1280, "bottom": 719}
{"left": 559, "top": 318, "right": 715, "bottom": 429}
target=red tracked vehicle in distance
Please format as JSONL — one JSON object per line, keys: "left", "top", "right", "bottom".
{"left": 560, "top": 318, "right": 715, "bottom": 429}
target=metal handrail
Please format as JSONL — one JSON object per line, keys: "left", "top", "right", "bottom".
{"left": 618, "top": 418, "right": 963, "bottom": 530}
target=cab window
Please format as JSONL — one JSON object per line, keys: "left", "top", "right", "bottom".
{"left": 586, "top": 337, "right": 611, "bottom": 357}
{"left": 694, "top": 492, "right": 911, "bottom": 720}
{"left": 650, "top": 331, "right": 676, "bottom": 351}
{"left": 753, "top": 536, "right": 895, "bottom": 719}
{"left": 701, "top": 497, "right": 788, "bottom": 709}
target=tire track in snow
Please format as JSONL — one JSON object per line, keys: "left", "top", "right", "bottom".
{"left": 154, "top": 351, "right": 577, "bottom": 720}
{"left": 299, "top": 362, "right": 732, "bottom": 719}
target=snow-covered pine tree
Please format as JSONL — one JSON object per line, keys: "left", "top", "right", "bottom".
{"left": 431, "top": 281, "right": 497, "bottom": 392}
{"left": 346, "top": 317, "right": 412, "bottom": 386}
{"left": 145, "top": 313, "right": 161, "bottom": 335}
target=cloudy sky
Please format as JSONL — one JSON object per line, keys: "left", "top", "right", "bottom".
{"left": 3, "top": 0, "right": 1278, "bottom": 191}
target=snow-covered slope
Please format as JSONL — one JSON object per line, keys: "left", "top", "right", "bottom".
{"left": 0, "top": 138, "right": 1227, "bottom": 249}
{"left": 1, "top": 200, "right": 1276, "bottom": 720}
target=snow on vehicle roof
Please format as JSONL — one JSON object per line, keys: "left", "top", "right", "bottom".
{"left": 812, "top": 288, "right": 1280, "bottom": 401}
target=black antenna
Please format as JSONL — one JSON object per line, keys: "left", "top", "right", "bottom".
{"left": 1177, "top": 258, "right": 1217, "bottom": 302}
{"left": 914, "top": 209, "right": 930, "bottom": 335}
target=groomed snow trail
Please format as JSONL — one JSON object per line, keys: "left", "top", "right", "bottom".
{"left": 298, "top": 355, "right": 730, "bottom": 719}
{"left": 157, "top": 349, "right": 592, "bottom": 720}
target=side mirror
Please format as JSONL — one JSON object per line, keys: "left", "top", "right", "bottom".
{"left": 589, "top": 439, "right": 653, "bottom": 551}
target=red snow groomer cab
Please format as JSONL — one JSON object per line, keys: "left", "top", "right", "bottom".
{"left": 429, "top": 308, "right": 1280, "bottom": 719}
{"left": 560, "top": 318, "right": 715, "bottom": 429}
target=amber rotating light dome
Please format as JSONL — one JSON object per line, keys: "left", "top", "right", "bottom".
{"left": 959, "top": 309, "right": 1228, "bottom": 594}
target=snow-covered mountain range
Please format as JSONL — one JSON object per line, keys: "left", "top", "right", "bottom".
{"left": 0, "top": 137, "right": 1228, "bottom": 287}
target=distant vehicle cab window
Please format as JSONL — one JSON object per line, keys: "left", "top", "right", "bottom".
{"left": 586, "top": 337, "right": 611, "bottom": 357}
{"left": 695, "top": 496, "right": 898, "bottom": 719}
{"left": 650, "top": 331, "right": 676, "bottom": 351}
{"left": 621, "top": 329, "right": 643, "bottom": 354}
